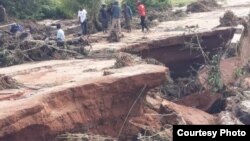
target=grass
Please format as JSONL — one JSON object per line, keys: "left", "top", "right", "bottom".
{"left": 171, "top": 0, "right": 197, "bottom": 7}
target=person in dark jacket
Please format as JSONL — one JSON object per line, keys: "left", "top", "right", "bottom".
{"left": 110, "top": 1, "right": 121, "bottom": 34}
{"left": 10, "top": 23, "right": 24, "bottom": 34}
{"left": 123, "top": 3, "right": 133, "bottom": 32}
{"left": 107, "top": 3, "right": 113, "bottom": 25}
{"left": 99, "top": 4, "right": 109, "bottom": 33}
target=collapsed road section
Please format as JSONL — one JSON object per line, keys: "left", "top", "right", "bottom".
{"left": 0, "top": 59, "right": 167, "bottom": 141}
{"left": 121, "top": 27, "right": 235, "bottom": 78}
{"left": 0, "top": 24, "right": 240, "bottom": 141}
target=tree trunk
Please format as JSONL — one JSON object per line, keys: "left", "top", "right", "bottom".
{"left": 0, "top": 5, "right": 6, "bottom": 22}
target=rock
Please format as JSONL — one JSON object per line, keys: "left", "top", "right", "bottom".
{"left": 240, "top": 77, "right": 250, "bottom": 89}
{"left": 114, "top": 52, "right": 145, "bottom": 68}
{"left": 108, "top": 30, "right": 121, "bottom": 42}
{"left": 243, "top": 91, "right": 250, "bottom": 99}
{"left": 218, "top": 111, "right": 243, "bottom": 125}
{"left": 159, "top": 99, "right": 216, "bottom": 125}
{"left": 130, "top": 107, "right": 172, "bottom": 141}
{"left": 176, "top": 91, "right": 225, "bottom": 114}
{"left": 146, "top": 95, "right": 216, "bottom": 125}
{"left": 0, "top": 74, "right": 21, "bottom": 90}
{"left": 221, "top": 96, "right": 250, "bottom": 125}
{"left": 220, "top": 58, "right": 242, "bottom": 85}
{"left": 0, "top": 5, "right": 6, "bottom": 22}
{"left": 0, "top": 61, "right": 168, "bottom": 141}
{"left": 18, "top": 32, "right": 31, "bottom": 40}
{"left": 236, "top": 100, "right": 250, "bottom": 124}
{"left": 146, "top": 95, "right": 163, "bottom": 110}
{"left": 224, "top": 96, "right": 241, "bottom": 111}
{"left": 130, "top": 110, "right": 162, "bottom": 133}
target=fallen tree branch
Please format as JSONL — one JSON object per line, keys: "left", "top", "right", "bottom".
{"left": 117, "top": 85, "right": 147, "bottom": 140}
{"left": 48, "top": 45, "right": 84, "bottom": 56}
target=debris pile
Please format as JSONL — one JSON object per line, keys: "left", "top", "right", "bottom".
{"left": 148, "top": 9, "right": 186, "bottom": 22}
{"left": 187, "top": 0, "right": 220, "bottom": 13}
{"left": 0, "top": 38, "right": 83, "bottom": 67}
{"left": 159, "top": 77, "right": 202, "bottom": 100}
{"left": 56, "top": 133, "right": 115, "bottom": 141}
{"left": 108, "top": 30, "right": 121, "bottom": 42}
{"left": 219, "top": 10, "right": 240, "bottom": 27}
{"left": 0, "top": 21, "right": 90, "bottom": 67}
{"left": 114, "top": 52, "right": 164, "bottom": 68}
{"left": 26, "top": 21, "right": 54, "bottom": 40}
{"left": 0, "top": 74, "right": 21, "bottom": 90}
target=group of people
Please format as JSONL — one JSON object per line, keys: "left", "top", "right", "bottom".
{"left": 99, "top": 1, "right": 133, "bottom": 34}
{"left": 99, "top": 1, "right": 149, "bottom": 34}
{"left": 56, "top": 1, "right": 149, "bottom": 46}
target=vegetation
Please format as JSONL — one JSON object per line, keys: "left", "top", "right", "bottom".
{"left": 0, "top": 0, "right": 62, "bottom": 19}
{"left": 171, "top": 0, "right": 196, "bottom": 7}
{"left": 0, "top": 0, "right": 102, "bottom": 19}
{"left": 207, "top": 55, "right": 224, "bottom": 92}
{"left": 123, "top": 0, "right": 171, "bottom": 11}
{"left": 0, "top": 0, "right": 195, "bottom": 20}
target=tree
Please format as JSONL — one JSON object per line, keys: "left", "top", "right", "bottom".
{"left": 122, "top": 0, "right": 171, "bottom": 13}
{"left": 0, "top": 0, "right": 103, "bottom": 20}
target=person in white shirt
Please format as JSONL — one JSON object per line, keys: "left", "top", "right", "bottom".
{"left": 78, "top": 7, "right": 88, "bottom": 35}
{"left": 56, "top": 24, "right": 65, "bottom": 46}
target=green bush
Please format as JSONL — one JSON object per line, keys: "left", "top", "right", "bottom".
{"left": 0, "top": 0, "right": 101, "bottom": 20}
{"left": 0, "top": 0, "right": 172, "bottom": 20}
{"left": 122, "top": 0, "right": 172, "bottom": 13}
{"left": 0, "top": 0, "right": 51, "bottom": 19}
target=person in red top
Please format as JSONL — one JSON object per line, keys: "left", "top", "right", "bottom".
{"left": 137, "top": 1, "right": 149, "bottom": 32}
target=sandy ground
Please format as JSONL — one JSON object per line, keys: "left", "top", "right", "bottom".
{"left": 0, "top": 59, "right": 116, "bottom": 87}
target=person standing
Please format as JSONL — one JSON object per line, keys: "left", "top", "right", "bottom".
{"left": 110, "top": 1, "right": 121, "bottom": 34}
{"left": 137, "top": 1, "right": 149, "bottom": 32}
{"left": 99, "top": 4, "right": 109, "bottom": 33}
{"left": 78, "top": 6, "right": 88, "bottom": 35}
{"left": 123, "top": 3, "right": 133, "bottom": 32}
{"left": 56, "top": 24, "right": 65, "bottom": 46}
{"left": 107, "top": 3, "right": 114, "bottom": 25}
